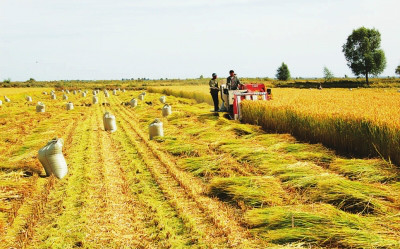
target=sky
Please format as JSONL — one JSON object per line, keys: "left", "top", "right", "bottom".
{"left": 0, "top": 0, "right": 399, "bottom": 81}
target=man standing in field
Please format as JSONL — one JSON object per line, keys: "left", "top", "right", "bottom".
{"left": 226, "top": 70, "right": 242, "bottom": 90}
{"left": 209, "top": 73, "right": 219, "bottom": 112}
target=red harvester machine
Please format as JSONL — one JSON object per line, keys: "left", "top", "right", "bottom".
{"left": 220, "top": 83, "right": 272, "bottom": 120}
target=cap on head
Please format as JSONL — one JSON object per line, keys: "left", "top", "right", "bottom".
{"left": 229, "top": 70, "right": 234, "bottom": 74}
{"left": 212, "top": 73, "right": 217, "bottom": 77}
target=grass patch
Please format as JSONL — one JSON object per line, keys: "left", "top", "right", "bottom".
{"left": 166, "top": 111, "right": 190, "bottom": 121}
{"left": 245, "top": 204, "right": 399, "bottom": 248}
{"left": 154, "top": 136, "right": 199, "bottom": 157}
{"left": 230, "top": 124, "right": 257, "bottom": 137}
{"left": 208, "top": 176, "right": 287, "bottom": 207}
{"left": 329, "top": 158, "right": 400, "bottom": 183}
{"left": 281, "top": 170, "right": 392, "bottom": 214}
{"left": 216, "top": 138, "right": 396, "bottom": 214}
{"left": 196, "top": 113, "right": 220, "bottom": 123}
{"left": 177, "top": 156, "right": 220, "bottom": 177}
{"left": 278, "top": 143, "right": 334, "bottom": 166}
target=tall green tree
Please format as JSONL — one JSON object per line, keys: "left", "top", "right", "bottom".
{"left": 323, "top": 66, "right": 334, "bottom": 82}
{"left": 342, "top": 27, "right": 386, "bottom": 84}
{"left": 276, "top": 62, "right": 290, "bottom": 81}
{"left": 396, "top": 65, "right": 400, "bottom": 77}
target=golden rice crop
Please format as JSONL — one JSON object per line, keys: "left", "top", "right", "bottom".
{"left": 253, "top": 88, "right": 400, "bottom": 129}
{"left": 241, "top": 88, "right": 400, "bottom": 166}
{"left": 0, "top": 87, "right": 52, "bottom": 96}
{"left": 148, "top": 86, "right": 214, "bottom": 105}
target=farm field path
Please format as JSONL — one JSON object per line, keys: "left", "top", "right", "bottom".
{"left": 81, "top": 104, "right": 151, "bottom": 248}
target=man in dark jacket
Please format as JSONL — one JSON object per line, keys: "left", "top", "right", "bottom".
{"left": 226, "top": 70, "right": 242, "bottom": 90}
{"left": 209, "top": 73, "right": 219, "bottom": 111}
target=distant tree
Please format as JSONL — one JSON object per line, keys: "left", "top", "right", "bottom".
{"left": 396, "top": 65, "right": 400, "bottom": 77}
{"left": 342, "top": 27, "right": 386, "bottom": 84}
{"left": 199, "top": 75, "right": 204, "bottom": 79}
{"left": 323, "top": 67, "right": 334, "bottom": 82}
{"left": 27, "top": 78, "right": 35, "bottom": 82}
{"left": 3, "top": 78, "right": 11, "bottom": 83}
{"left": 276, "top": 62, "right": 291, "bottom": 81}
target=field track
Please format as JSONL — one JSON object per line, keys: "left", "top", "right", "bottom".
{"left": 1, "top": 89, "right": 399, "bottom": 248}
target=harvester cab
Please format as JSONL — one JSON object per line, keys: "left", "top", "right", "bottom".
{"left": 219, "top": 83, "right": 272, "bottom": 120}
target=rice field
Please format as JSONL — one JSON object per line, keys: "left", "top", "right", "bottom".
{"left": 0, "top": 88, "right": 52, "bottom": 96}
{"left": 149, "top": 86, "right": 400, "bottom": 166}
{"left": 1, "top": 87, "right": 399, "bottom": 248}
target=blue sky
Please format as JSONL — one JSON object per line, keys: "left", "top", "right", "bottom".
{"left": 1, "top": 0, "right": 399, "bottom": 81}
